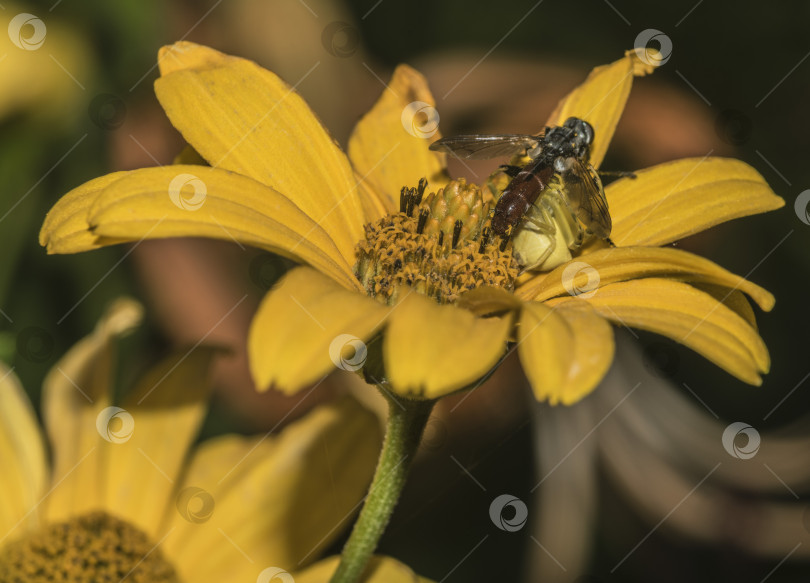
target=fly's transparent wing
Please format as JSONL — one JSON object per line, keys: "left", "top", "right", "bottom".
{"left": 559, "top": 157, "right": 611, "bottom": 238}
{"left": 429, "top": 134, "right": 540, "bottom": 160}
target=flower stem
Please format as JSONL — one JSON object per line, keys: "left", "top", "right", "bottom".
{"left": 329, "top": 392, "right": 435, "bottom": 583}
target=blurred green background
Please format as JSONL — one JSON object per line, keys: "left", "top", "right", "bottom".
{"left": 2, "top": 1, "right": 809, "bottom": 581}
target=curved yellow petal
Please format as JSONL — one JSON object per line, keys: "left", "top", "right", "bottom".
{"left": 517, "top": 303, "right": 572, "bottom": 402}
{"left": 101, "top": 347, "right": 217, "bottom": 539}
{"left": 456, "top": 285, "right": 523, "bottom": 317}
{"left": 518, "top": 246, "right": 774, "bottom": 312}
{"left": 356, "top": 172, "right": 389, "bottom": 224}
{"left": 295, "top": 555, "right": 435, "bottom": 583}
{"left": 0, "top": 364, "right": 47, "bottom": 542}
{"left": 249, "top": 267, "right": 391, "bottom": 394}
{"left": 607, "top": 157, "right": 785, "bottom": 246}
{"left": 384, "top": 292, "right": 511, "bottom": 398}
{"left": 161, "top": 396, "right": 381, "bottom": 580}
{"left": 348, "top": 64, "right": 448, "bottom": 214}
{"left": 63, "top": 165, "right": 358, "bottom": 290}
{"left": 546, "top": 50, "right": 658, "bottom": 168}
{"left": 693, "top": 284, "right": 758, "bottom": 329}
{"left": 518, "top": 300, "right": 614, "bottom": 405}
{"left": 559, "top": 278, "right": 769, "bottom": 385}
{"left": 39, "top": 171, "right": 130, "bottom": 254}
{"left": 172, "top": 144, "right": 207, "bottom": 165}
{"left": 155, "top": 42, "right": 364, "bottom": 265}
{"left": 42, "top": 298, "right": 143, "bottom": 523}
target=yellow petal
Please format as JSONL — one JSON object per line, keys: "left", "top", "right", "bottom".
{"left": 517, "top": 303, "right": 572, "bottom": 402}
{"left": 157, "top": 40, "right": 234, "bottom": 75}
{"left": 356, "top": 171, "right": 389, "bottom": 224}
{"left": 607, "top": 157, "right": 785, "bottom": 246}
{"left": 0, "top": 13, "right": 92, "bottom": 122}
{"left": 42, "top": 298, "right": 143, "bottom": 523}
{"left": 0, "top": 364, "right": 47, "bottom": 542}
{"left": 384, "top": 292, "right": 511, "bottom": 398}
{"left": 295, "top": 555, "right": 435, "bottom": 583}
{"left": 155, "top": 42, "right": 364, "bottom": 265}
{"left": 65, "top": 165, "right": 359, "bottom": 291}
{"left": 348, "top": 65, "right": 448, "bottom": 214}
{"left": 546, "top": 50, "right": 658, "bottom": 168}
{"left": 161, "top": 396, "right": 381, "bottom": 580}
{"left": 100, "top": 347, "right": 217, "bottom": 539}
{"left": 456, "top": 285, "right": 523, "bottom": 317}
{"left": 559, "top": 278, "right": 769, "bottom": 385}
{"left": 172, "top": 144, "right": 207, "bottom": 165}
{"left": 518, "top": 246, "right": 774, "bottom": 312}
{"left": 693, "top": 283, "right": 758, "bottom": 329}
{"left": 39, "top": 171, "right": 130, "bottom": 254}
{"left": 518, "top": 300, "right": 614, "bottom": 405}
{"left": 249, "top": 267, "right": 392, "bottom": 394}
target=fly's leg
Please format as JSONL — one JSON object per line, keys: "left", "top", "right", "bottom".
{"left": 521, "top": 207, "right": 557, "bottom": 237}
{"left": 598, "top": 170, "right": 636, "bottom": 179}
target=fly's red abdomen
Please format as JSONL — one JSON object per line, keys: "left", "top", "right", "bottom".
{"left": 491, "top": 161, "right": 553, "bottom": 236}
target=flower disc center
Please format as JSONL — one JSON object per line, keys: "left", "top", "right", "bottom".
{"left": 354, "top": 178, "right": 519, "bottom": 304}
{"left": 0, "top": 511, "right": 180, "bottom": 582}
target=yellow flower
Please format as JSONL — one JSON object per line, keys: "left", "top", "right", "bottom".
{"left": 0, "top": 6, "right": 93, "bottom": 122}
{"left": 40, "top": 42, "right": 783, "bottom": 406}
{"left": 0, "top": 298, "right": 426, "bottom": 582}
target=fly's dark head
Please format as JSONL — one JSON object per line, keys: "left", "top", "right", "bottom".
{"left": 562, "top": 117, "right": 594, "bottom": 159}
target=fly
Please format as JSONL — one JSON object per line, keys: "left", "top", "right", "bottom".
{"left": 430, "top": 116, "right": 622, "bottom": 270}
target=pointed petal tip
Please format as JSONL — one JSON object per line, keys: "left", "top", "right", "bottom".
{"left": 348, "top": 62, "right": 448, "bottom": 215}
{"left": 626, "top": 47, "right": 664, "bottom": 75}
{"left": 100, "top": 297, "right": 144, "bottom": 337}
{"left": 38, "top": 225, "right": 50, "bottom": 247}
{"left": 759, "top": 290, "right": 776, "bottom": 312}
{"left": 157, "top": 41, "right": 230, "bottom": 77}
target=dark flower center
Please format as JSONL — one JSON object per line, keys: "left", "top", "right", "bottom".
{"left": 0, "top": 511, "right": 179, "bottom": 583}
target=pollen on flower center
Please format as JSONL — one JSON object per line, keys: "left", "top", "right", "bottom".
{"left": 0, "top": 511, "right": 180, "bottom": 583}
{"left": 354, "top": 178, "right": 519, "bottom": 304}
